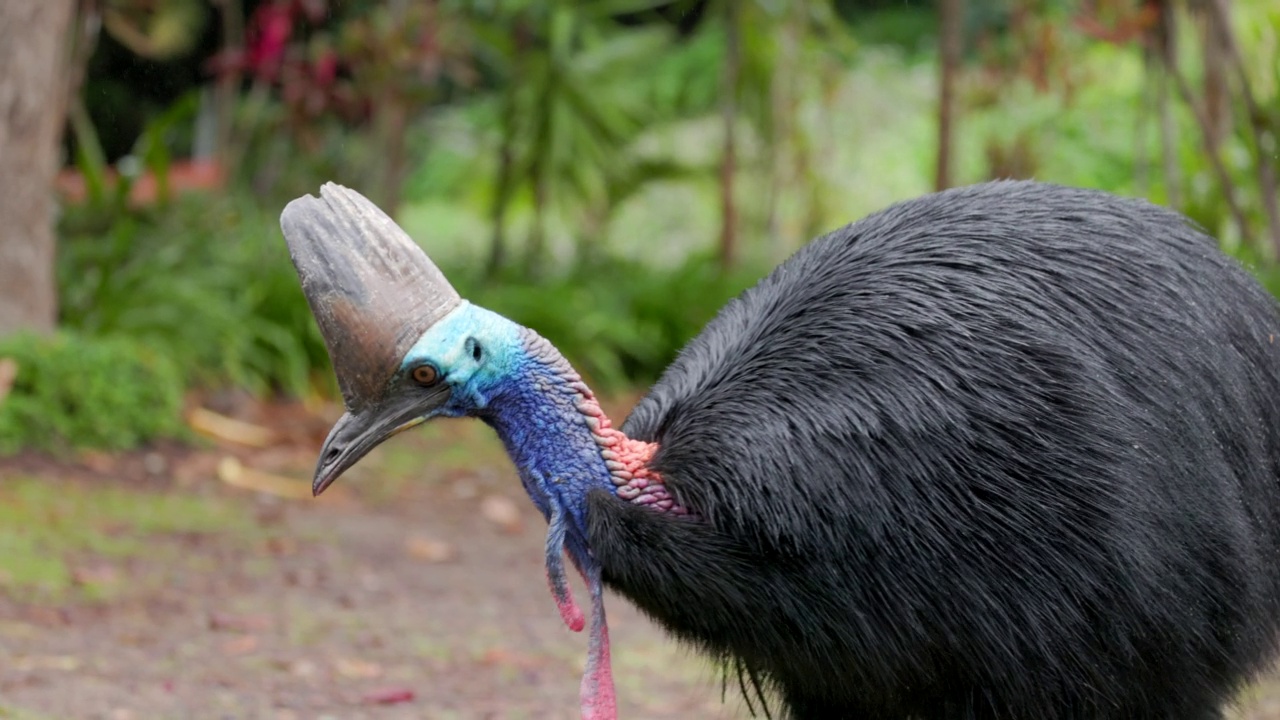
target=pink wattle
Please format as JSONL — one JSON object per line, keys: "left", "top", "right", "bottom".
{"left": 580, "top": 614, "right": 617, "bottom": 720}
{"left": 548, "top": 569, "right": 587, "bottom": 632}
{"left": 576, "top": 394, "right": 692, "bottom": 516}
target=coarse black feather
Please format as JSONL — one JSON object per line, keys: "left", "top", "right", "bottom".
{"left": 586, "top": 180, "right": 1280, "bottom": 719}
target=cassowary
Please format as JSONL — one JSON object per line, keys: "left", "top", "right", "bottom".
{"left": 280, "top": 181, "right": 1280, "bottom": 720}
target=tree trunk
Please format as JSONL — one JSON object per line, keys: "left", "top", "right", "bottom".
{"left": 486, "top": 94, "right": 517, "bottom": 278}
{"left": 1153, "top": 0, "right": 1180, "bottom": 209}
{"left": 935, "top": 0, "right": 963, "bottom": 191}
{"left": 1199, "top": 0, "right": 1230, "bottom": 152}
{"left": 718, "top": 0, "right": 741, "bottom": 271}
{"left": 1157, "top": 67, "right": 1179, "bottom": 208}
{"left": 487, "top": 21, "right": 530, "bottom": 279}
{"left": 374, "top": 96, "right": 410, "bottom": 217}
{"left": 766, "top": 0, "right": 802, "bottom": 257}
{"left": 212, "top": 0, "right": 245, "bottom": 168}
{"left": 0, "top": 0, "right": 75, "bottom": 337}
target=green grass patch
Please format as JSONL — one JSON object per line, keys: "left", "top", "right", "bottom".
{"left": 0, "top": 476, "right": 251, "bottom": 601}
{"left": 0, "top": 706, "right": 58, "bottom": 720}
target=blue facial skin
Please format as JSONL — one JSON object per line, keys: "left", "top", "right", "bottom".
{"left": 402, "top": 301, "right": 617, "bottom": 618}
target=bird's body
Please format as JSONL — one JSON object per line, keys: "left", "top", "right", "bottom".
{"left": 282, "top": 180, "right": 1280, "bottom": 720}
{"left": 590, "top": 180, "right": 1280, "bottom": 718}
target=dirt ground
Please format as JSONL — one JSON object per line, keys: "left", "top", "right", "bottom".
{"left": 1, "top": 398, "right": 1279, "bottom": 720}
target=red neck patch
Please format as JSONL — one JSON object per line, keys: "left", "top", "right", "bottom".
{"left": 576, "top": 395, "right": 693, "bottom": 517}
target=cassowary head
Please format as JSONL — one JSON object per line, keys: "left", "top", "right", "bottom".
{"left": 281, "top": 183, "right": 684, "bottom": 720}
{"left": 281, "top": 184, "right": 508, "bottom": 494}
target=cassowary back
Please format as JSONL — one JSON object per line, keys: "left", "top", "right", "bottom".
{"left": 589, "top": 181, "right": 1280, "bottom": 718}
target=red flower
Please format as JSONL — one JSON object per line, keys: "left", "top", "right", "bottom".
{"left": 246, "top": 3, "right": 295, "bottom": 80}
{"left": 313, "top": 49, "right": 338, "bottom": 86}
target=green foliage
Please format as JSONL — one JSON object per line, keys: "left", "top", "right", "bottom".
{"left": 101, "top": 0, "right": 209, "bottom": 61}
{"left": 455, "top": 254, "right": 768, "bottom": 389}
{"left": 841, "top": 4, "right": 937, "bottom": 57}
{"left": 57, "top": 194, "right": 329, "bottom": 398}
{"left": 465, "top": 1, "right": 708, "bottom": 273}
{"left": 70, "top": 89, "right": 200, "bottom": 215}
{"left": 45, "top": 0, "right": 1280, "bottom": 425}
{"left": 0, "top": 332, "right": 185, "bottom": 455}
{"left": 53, "top": 186, "right": 759, "bottom": 403}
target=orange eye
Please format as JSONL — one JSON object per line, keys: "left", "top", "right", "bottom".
{"left": 412, "top": 364, "right": 439, "bottom": 386}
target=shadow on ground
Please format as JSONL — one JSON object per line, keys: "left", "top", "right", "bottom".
{"left": 0, "top": 397, "right": 1277, "bottom": 720}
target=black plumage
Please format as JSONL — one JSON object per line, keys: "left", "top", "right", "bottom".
{"left": 588, "top": 180, "right": 1280, "bottom": 719}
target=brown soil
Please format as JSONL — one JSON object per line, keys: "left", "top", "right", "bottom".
{"left": 0, "top": 399, "right": 1277, "bottom": 720}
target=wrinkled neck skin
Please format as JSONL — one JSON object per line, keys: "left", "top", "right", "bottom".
{"left": 469, "top": 323, "right": 691, "bottom": 720}
{"left": 484, "top": 328, "right": 690, "bottom": 523}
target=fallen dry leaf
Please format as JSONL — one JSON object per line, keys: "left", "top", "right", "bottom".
{"left": 479, "top": 494, "right": 523, "bottom": 534}
{"left": 217, "top": 456, "right": 313, "bottom": 499}
{"left": 334, "top": 657, "right": 383, "bottom": 679}
{"left": 209, "top": 612, "right": 271, "bottom": 633}
{"left": 13, "top": 655, "right": 81, "bottom": 672}
{"left": 263, "top": 536, "right": 299, "bottom": 556}
{"left": 362, "top": 686, "right": 415, "bottom": 705}
{"left": 220, "top": 634, "right": 259, "bottom": 656}
{"left": 21, "top": 606, "right": 69, "bottom": 627}
{"left": 0, "top": 620, "right": 40, "bottom": 639}
{"left": 451, "top": 479, "right": 479, "bottom": 499}
{"left": 79, "top": 450, "right": 117, "bottom": 474}
{"left": 188, "top": 407, "right": 276, "bottom": 447}
{"left": 404, "top": 535, "right": 456, "bottom": 563}
{"left": 142, "top": 452, "right": 168, "bottom": 476}
{"left": 479, "top": 647, "right": 545, "bottom": 671}
{"left": 173, "top": 453, "right": 219, "bottom": 487}
{"left": 254, "top": 499, "right": 287, "bottom": 526}
{"left": 71, "top": 564, "right": 119, "bottom": 586}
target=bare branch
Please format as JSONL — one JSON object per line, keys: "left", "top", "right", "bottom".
{"left": 1167, "top": 47, "right": 1254, "bottom": 248}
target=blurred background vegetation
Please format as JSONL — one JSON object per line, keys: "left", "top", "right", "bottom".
{"left": 1, "top": 0, "right": 1278, "bottom": 454}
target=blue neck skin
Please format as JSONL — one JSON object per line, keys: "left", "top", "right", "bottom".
{"left": 478, "top": 339, "right": 618, "bottom": 576}
{"left": 402, "top": 303, "right": 622, "bottom": 712}
{"left": 404, "top": 303, "right": 619, "bottom": 593}
{"left": 478, "top": 333, "right": 622, "bottom": 630}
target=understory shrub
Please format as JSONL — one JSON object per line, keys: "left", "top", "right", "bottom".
{"left": 455, "top": 254, "right": 768, "bottom": 390}
{"left": 0, "top": 331, "right": 186, "bottom": 455}
{"left": 57, "top": 193, "right": 770, "bottom": 397}
{"left": 57, "top": 195, "right": 329, "bottom": 398}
